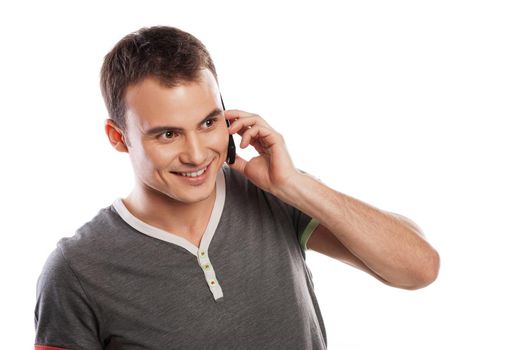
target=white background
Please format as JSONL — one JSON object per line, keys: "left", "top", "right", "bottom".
{"left": 1, "top": 1, "right": 522, "bottom": 349}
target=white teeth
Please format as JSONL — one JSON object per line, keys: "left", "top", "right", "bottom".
{"left": 178, "top": 166, "right": 207, "bottom": 177}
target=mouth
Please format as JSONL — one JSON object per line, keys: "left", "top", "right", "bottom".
{"left": 172, "top": 165, "right": 209, "bottom": 178}
{"left": 169, "top": 159, "right": 215, "bottom": 185}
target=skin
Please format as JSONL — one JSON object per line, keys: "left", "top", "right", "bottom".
{"left": 225, "top": 109, "right": 440, "bottom": 289}
{"left": 105, "top": 69, "right": 229, "bottom": 246}
{"left": 106, "top": 68, "right": 440, "bottom": 289}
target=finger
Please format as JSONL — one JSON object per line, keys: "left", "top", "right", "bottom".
{"left": 228, "top": 118, "right": 255, "bottom": 135}
{"left": 228, "top": 116, "right": 270, "bottom": 134}
{"left": 225, "top": 110, "right": 269, "bottom": 127}
{"left": 224, "top": 109, "right": 256, "bottom": 120}
{"left": 239, "top": 125, "right": 277, "bottom": 150}
{"left": 239, "top": 126, "right": 260, "bottom": 149}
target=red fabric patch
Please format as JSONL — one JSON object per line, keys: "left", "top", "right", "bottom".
{"left": 35, "top": 345, "right": 69, "bottom": 350}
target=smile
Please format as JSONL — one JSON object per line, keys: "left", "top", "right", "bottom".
{"left": 174, "top": 166, "right": 208, "bottom": 177}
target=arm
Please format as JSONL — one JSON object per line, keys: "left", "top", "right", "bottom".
{"left": 284, "top": 173, "right": 439, "bottom": 289}
{"left": 224, "top": 109, "right": 439, "bottom": 290}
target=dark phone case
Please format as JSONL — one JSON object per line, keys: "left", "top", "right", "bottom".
{"left": 221, "top": 93, "right": 236, "bottom": 165}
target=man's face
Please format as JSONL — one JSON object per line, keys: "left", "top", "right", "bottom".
{"left": 122, "top": 69, "right": 229, "bottom": 205}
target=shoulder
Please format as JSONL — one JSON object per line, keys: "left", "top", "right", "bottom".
{"left": 35, "top": 205, "right": 120, "bottom": 338}
{"left": 37, "top": 245, "right": 72, "bottom": 288}
{"left": 56, "top": 204, "right": 124, "bottom": 258}
{"left": 38, "top": 204, "right": 115, "bottom": 285}
{"left": 37, "top": 203, "right": 130, "bottom": 293}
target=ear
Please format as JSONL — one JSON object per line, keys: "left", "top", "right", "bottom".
{"left": 105, "top": 119, "right": 129, "bottom": 153}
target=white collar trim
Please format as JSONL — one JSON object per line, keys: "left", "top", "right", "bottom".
{"left": 112, "top": 167, "right": 226, "bottom": 257}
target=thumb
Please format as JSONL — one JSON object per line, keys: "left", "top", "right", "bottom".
{"left": 228, "top": 154, "right": 248, "bottom": 175}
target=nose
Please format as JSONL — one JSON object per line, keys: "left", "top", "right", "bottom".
{"left": 178, "top": 132, "right": 207, "bottom": 165}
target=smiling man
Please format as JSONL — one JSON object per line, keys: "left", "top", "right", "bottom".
{"left": 113, "top": 72, "right": 230, "bottom": 248}
{"left": 34, "top": 26, "right": 439, "bottom": 350}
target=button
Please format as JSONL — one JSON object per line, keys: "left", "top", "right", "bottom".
{"left": 209, "top": 279, "right": 216, "bottom": 286}
{"left": 199, "top": 250, "right": 206, "bottom": 257}
{"left": 202, "top": 264, "right": 210, "bottom": 270}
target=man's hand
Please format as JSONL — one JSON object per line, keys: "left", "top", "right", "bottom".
{"left": 225, "top": 109, "right": 299, "bottom": 195}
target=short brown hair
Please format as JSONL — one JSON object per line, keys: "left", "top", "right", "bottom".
{"left": 100, "top": 25, "right": 219, "bottom": 133}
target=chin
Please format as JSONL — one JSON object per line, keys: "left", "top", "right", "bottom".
{"left": 167, "top": 185, "right": 215, "bottom": 205}
{"left": 167, "top": 166, "right": 219, "bottom": 204}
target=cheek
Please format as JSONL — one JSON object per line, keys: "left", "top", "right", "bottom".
{"left": 206, "top": 128, "right": 229, "bottom": 152}
{"left": 138, "top": 143, "right": 176, "bottom": 170}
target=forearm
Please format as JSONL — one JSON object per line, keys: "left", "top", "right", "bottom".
{"left": 276, "top": 172, "right": 440, "bottom": 289}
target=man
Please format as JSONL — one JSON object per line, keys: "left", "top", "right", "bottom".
{"left": 35, "top": 26, "right": 439, "bottom": 350}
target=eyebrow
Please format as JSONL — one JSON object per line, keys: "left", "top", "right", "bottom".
{"left": 143, "top": 108, "right": 223, "bottom": 136}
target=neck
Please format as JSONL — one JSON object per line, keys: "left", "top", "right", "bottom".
{"left": 122, "top": 183, "right": 216, "bottom": 238}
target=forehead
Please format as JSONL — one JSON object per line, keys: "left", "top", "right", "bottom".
{"left": 124, "top": 70, "right": 220, "bottom": 130}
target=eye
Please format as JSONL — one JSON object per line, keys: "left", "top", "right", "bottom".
{"left": 202, "top": 118, "right": 217, "bottom": 129}
{"left": 159, "top": 130, "right": 178, "bottom": 140}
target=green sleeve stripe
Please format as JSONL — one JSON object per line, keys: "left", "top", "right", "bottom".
{"left": 300, "top": 218, "right": 321, "bottom": 251}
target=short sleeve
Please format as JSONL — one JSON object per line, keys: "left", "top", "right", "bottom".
{"left": 286, "top": 169, "right": 322, "bottom": 252}
{"left": 288, "top": 205, "right": 320, "bottom": 252}
{"left": 276, "top": 169, "right": 321, "bottom": 251}
{"left": 35, "top": 247, "right": 103, "bottom": 350}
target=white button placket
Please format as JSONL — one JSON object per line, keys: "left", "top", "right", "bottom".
{"left": 197, "top": 248, "right": 223, "bottom": 301}
{"left": 113, "top": 166, "right": 228, "bottom": 302}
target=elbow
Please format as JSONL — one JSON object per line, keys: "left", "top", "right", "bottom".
{"left": 421, "top": 246, "right": 441, "bottom": 287}
{"left": 385, "top": 246, "right": 440, "bottom": 290}
{"left": 404, "top": 247, "right": 440, "bottom": 290}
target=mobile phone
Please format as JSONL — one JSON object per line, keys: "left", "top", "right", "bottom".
{"left": 220, "top": 93, "right": 236, "bottom": 164}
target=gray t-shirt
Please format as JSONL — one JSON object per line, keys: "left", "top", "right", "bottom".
{"left": 35, "top": 165, "right": 327, "bottom": 349}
